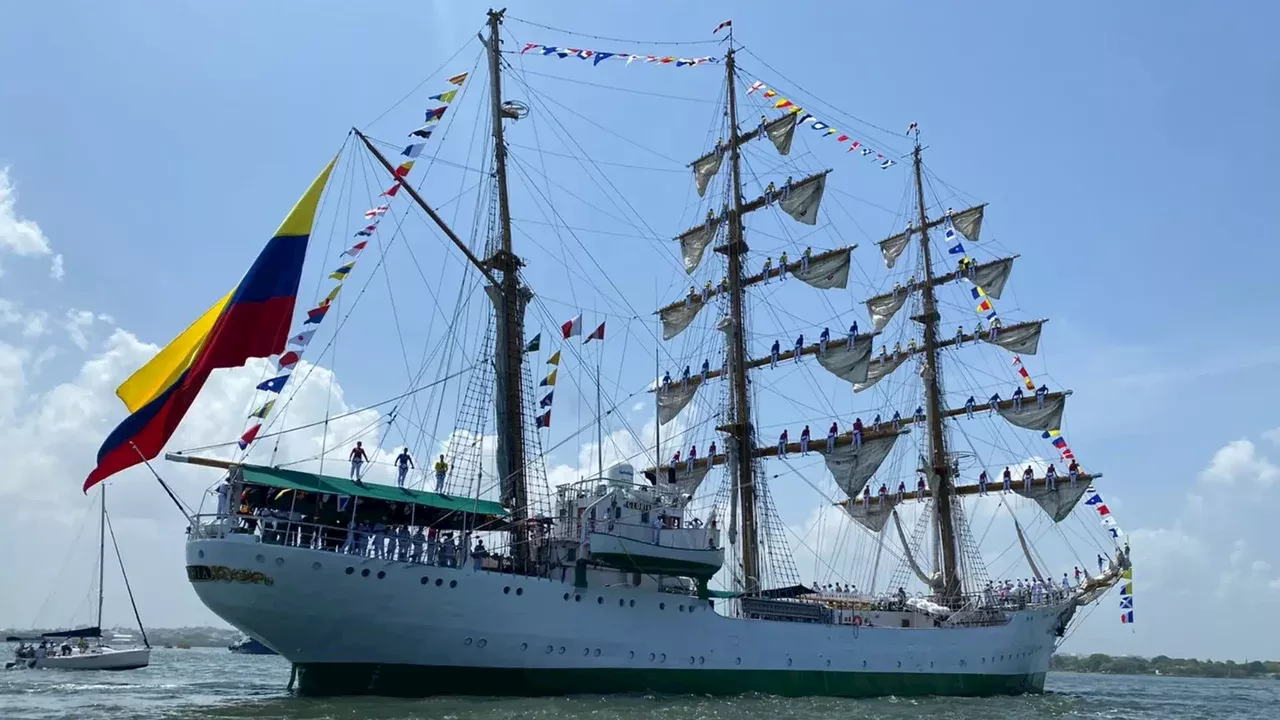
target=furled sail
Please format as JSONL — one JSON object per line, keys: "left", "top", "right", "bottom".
{"left": 969, "top": 257, "right": 1014, "bottom": 299}
{"left": 816, "top": 334, "right": 873, "bottom": 384}
{"left": 659, "top": 300, "right": 706, "bottom": 341}
{"left": 892, "top": 510, "right": 941, "bottom": 589}
{"left": 793, "top": 248, "right": 850, "bottom": 289}
{"left": 678, "top": 219, "right": 720, "bottom": 274}
{"left": 951, "top": 205, "right": 985, "bottom": 241}
{"left": 844, "top": 497, "right": 898, "bottom": 534}
{"left": 657, "top": 381, "right": 700, "bottom": 425}
{"left": 692, "top": 150, "right": 724, "bottom": 197}
{"left": 981, "top": 320, "right": 1043, "bottom": 355}
{"left": 822, "top": 433, "right": 900, "bottom": 498}
{"left": 866, "top": 290, "right": 908, "bottom": 332}
{"left": 660, "top": 463, "right": 712, "bottom": 502}
{"left": 779, "top": 174, "right": 826, "bottom": 225}
{"left": 1013, "top": 518, "right": 1045, "bottom": 582}
{"left": 997, "top": 394, "right": 1065, "bottom": 432}
{"left": 878, "top": 229, "right": 911, "bottom": 269}
{"left": 764, "top": 114, "right": 796, "bottom": 156}
{"left": 1015, "top": 482, "right": 1090, "bottom": 523}
{"left": 854, "top": 352, "right": 907, "bottom": 393}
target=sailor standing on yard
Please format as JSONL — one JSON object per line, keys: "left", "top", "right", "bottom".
{"left": 395, "top": 448, "right": 414, "bottom": 489}
{"left": 433, "top": 455, "right": 449, "bottom": 492}
{"left": 349, "top": 442, "right": 368, "bottom": 483}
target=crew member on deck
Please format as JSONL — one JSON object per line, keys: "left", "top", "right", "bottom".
{"left": 779, "top": 251, "right": 789, "bottom": 280}
{"left": 872, "top": 413, "right": 882, "bottom": 429}
{"left": 878, "top": 483, "right": 888, "bottom": 503}
{"left": 896, "top": 481, "right": 906, "bottom": 502}
{"left": 819, "top": 327, "right": 830, "bottom": 355}
{"left": 701, "top": 358, "right": 710, "bottom": 380}
{"left": 990, "top": 317, "right": 1002, "bottom": 340}
{"left": 349, "top": 442, "right": 368, "bottom": 483}
{"left": 681, "top": 365, "right": 690, "bottom": 386}
{"left": 687, "top": 444, "right": 698, "bottom": 471}
{"left": 852, "top": 417, "right": 864, "bottom": 448}
{"left": 687, "top": 285, "right": 698, "bottom": 307}
{"left": 703, "top": 280, "right": 714, "bottom": 301}
{"left": 827, "top": 421, "right": 838, "bottom": 453}
{"left": 892, "top": 281, "right": 902, "bottom": 299}
{"left": 1046, "top": 463, "right": 1058, "bottom": 490}
{"left": 672, "top": 449, "right": 681, "bottom": 468}
{"left": 1003, "top": 466, "right": 1013, "bottom": 492}
{"left": 762, "top": 256, "right": 773, "bottom": 283}
{"left": 1068, "top": 459, "right": 1080, "bottom": 488}
{"left": 395, "top": 447, "right": 414, "bottom": 489}
{"left": 913, "top": 406, "right": 925, "bottom": 423}
{"left": 978, "top": 470, "right": 989, "bottom": 495}
{"left": 794, "top": 334, "right": 804, "bottom": 361}
{"left": 1023, "top": 465, "right": 1034, "bottom": 490}
{"left": 907, "top": 338, "right": 917, "bottom": 354}
{"left": 1012, "top": 386, "right": 1024, "bottom": 411}
{"left": 847, "top": 320, "right": 858, "bottom": 350}
{"left": 434, "top": 455, "right": 449, "bottom": 492}
{"left": 893, "top": 342, "right": 902, "bottom": 356}
{"left": 802, "top": 247, "right": 812, "bottom": 273}
{"left": 708, "top": 440, "right": 717, "bottom": 457}
{"left": 965, "top": 395, "right": 976, "bottom": 419}
{"left": 974, "top": 320, "right": 984, "bottom": 337}
{"left": 956, "top": 324, "right": 965, "bottom": 347}
{"left": 916, "top": 475, "right": 927, "bottom": 501}
{"left": 862, "top": 485, "right": 871, "bottom": 504}
{"left": 411, "top": 526, "right": 425, "bottom": 564}
{"left": 770, "top": 340, "right": 781, "bottom": 368}
{"left": 1097, "top": 554, "right": 1106, "bottom": 574}
{"left": 800, "top": 425, "right": 812, "bottom": 455}
{"left": 1036, "top": 384, "right": 1049, "bottom": 408}
{"left": 891, "top": 410, "right": 902, "bottom": 429}
{"left": 777, "top": 429, "right": 789, "bottom": 456}
{"left": 662, "top": 370, "right": 672, "bottom": 388}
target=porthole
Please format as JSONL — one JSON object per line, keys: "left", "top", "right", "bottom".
{"left": 699, "top": 656, "right": 705, "bottom": 665}
{"left": 574, "top": 594, "right": 581, "bottom": 602}
{"left": 376, "top": 571, "right": 386, "bottom": 579}
{"left": 619, "top": 599, "right": 625, "bottom": 607}
{"left": 198, "top": 550, "right": 205, "bottom": 559}
{"left": 361, "top": 569, "right": 370, "bottom": 577}
{"left": 255, "top": 554, "right": 265, "bottom": 563}
{"left": 449, "top": 580, "right": 457, "bottom": 588}
{"left": 516, "top": 588, "right": 524, "bottom": 596}
{"left": 629, "top": 599, "right": 635, "bottom": 607}
{"left": 689, "top": 656, "right": 695, "bottom": 665}
{"left": 558, "top": 646, "right": 566, "bottom": 654}
{"left": 420, "top": 577, "right": 429, "bottom": 585}
{"left": 345, "top": 567, "right": 354, "bottom": 575}
{"left": 311, "top": 561, "right": 321, "bottom": 570}
{"left": 583, "top": 648, "right": 590, "bottom": 656}
{"left": 629, "top": 651, "right": 635, "bottom": 659}
{"left": 679, "top": 605, "right": 685, "bottom": 612}
{"left": 897, "top": 661, "right": 902, "bottom": 668}
{"left": 521, "top": 643, "right": 528, "bottom": 651}
{"left": 546, "top": 645, "right": 554, "bottom": 654}
{"left": 563, "top": 593, "right": 570, "bottom": 601}
{"left": 862, "top": 660, "right": 867, "bottom": 668}
{"left": 435, "top": 578, "right": 443, "bottom": 587}
{"left": 464, "top": 637, "right": 473, "bottom": 645}
{"left": 735, "top": 657, "right": 742, "bottom": 665}
{"left": 503, "top": 586, "right": 511, "bottom": 594}
{"left": 787, "top": 658, "right": 793, "bottom": 667}
{"left": 594, "top": 649, "right": 601, "bottom": 657}
{"left": 826, "top": 659, "right": 831, "bottom": 667}
{"left": 930, "top": 661, "right": 934, "bottom": 668}
{"left": 659, "top": 603, "right": 666, "bottom": 610}
{"left": 597, "top": 597, "right": 603, "bottom": 604}
{"left": 275, "top": 557, "right": 284, "bottom": 567}
{"left": 659, "top": 653, "right": 666, "bottom": 663}
{"left": 649, "top": 653, "right": 656, "bottom": 661}
{"left": 478, "top": 639, "right": 487, "bottom": 648}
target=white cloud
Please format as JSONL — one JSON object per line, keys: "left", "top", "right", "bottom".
{"left": 49, "top": 253, "right": 64, "bottom": 281}
{"left": 1263, "top": 427, "right": 1280, "bottom": 446}
{"left": 0, "top": 168, "right": 52, "bottom": 258}
{"left": 63, "top": 308, "right": 102, "bottom": 351}
{"left": 1197, "top": 438, "right": 1280, "bottom": 487}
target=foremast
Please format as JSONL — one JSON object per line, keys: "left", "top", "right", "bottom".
{"left": 911, "top": 143, "right": 961, "bottom": 601}
{"left": 718, "top": 48, "right": 761, "bottom": 591}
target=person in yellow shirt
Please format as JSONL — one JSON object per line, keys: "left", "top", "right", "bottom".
{"left": 433, "top": 455, "right": 449, "bottom": 493}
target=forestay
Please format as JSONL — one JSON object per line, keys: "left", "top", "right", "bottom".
{"left": 657, "top": 381, "right": 700, "bottom": 425}
{"left": 779, "top": 174, "right": 827, "bottom": 225}
{"left": 822, "top": 433, "right": 900, "bottom": 499}
{"left": 678, "top": 218, "right": 720, "bottom": 274}
{"left": 981, "top": 320, "right": 1044, "bottom": 355}
{"left": 997, "top": 394, "right": 1066, "bottom": 432}
{"left": 854, "top": 352, "right": 907, "bottom": 393}
{"left": 659, "top": 300, "right": 706, "bottom": 340}
{"left": 792, "top": 249, "right": 850, "bottom": 289}
{"left": 1015, "top": 482, "right": 1090, "bottom": 523}
{"left": 816, "top": 334, "right": 873, "bottom": 384}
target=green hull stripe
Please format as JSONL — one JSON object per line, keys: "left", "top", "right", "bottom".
{"left": 295, "top": 664, "right": 1046, "bottom": 698}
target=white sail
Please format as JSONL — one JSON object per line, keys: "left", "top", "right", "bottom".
{"left": 843, "top": 497, "right": 898, "bottom": 534}
{"left": 779, "top": 174, "right": 826, "bottom": 226}
{"left": 793, "top": 249, "right": 850, "bottom": 289}
{"left": 816, "top": 335, "right": 873, "bottom": 384}
{"left": 853, "top": 352, "right": 907, "bottom": 393}
{"left": 981, "top": 321, "right": 1043, "bottom": 355}
{"left": 1015, "top": 482, "right": 1090, "bottom": 523}
{"left": 997, "top": 395, "right": 1065, "bottom": 432}
{"left": 822, "top": 433, "right": 900, "bottom": 499}
{"left": 878, "top": 229, "right": 911, "bottom": 269}
{"left": 970, "top": 257, "right": 1014, "bottom": 300}
{"left": 658, "top": 464, "right": 712, "bottom": 501}
{"left": 951, "top": 205, "right": 985, "bottom": 241}
{"left": 678, "top": 220, "right": 719, "bottom": 274}
{"left": 692, "top": 150, "right": 724, "bottom": 197}
{"left": 656, "top": 381, "right": 700, "bottom": 425}
{"left": 659, "top": 300, "right": 706, "bottom": 341}
{"left": 764, "top": 114, "right": 796, "bottom": 156}
{"left": 866, "top": 290, "right": 908, "bottom": 332}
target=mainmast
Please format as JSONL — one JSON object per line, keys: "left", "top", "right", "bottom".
{"left": 721, "top": 48, "right": 761, "bottom": 590}
{"left": 483, "top": 8, "right": 532, "bottom": 570}
{"left": 912, "top": 143, "right": 961, "bottom": 600}
{"left": 97, "top": 485, "right": 106, "bottom": 631}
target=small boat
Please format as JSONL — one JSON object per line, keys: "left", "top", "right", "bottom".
{"left": 228, "top": 637, "right": 277, "bottom": 655}
{"left": 7, "top": 486, "right": 151, "bottom": 671}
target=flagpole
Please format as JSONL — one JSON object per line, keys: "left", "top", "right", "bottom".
{"left": 595, "top": 330, "right": 604, "bottom": 480}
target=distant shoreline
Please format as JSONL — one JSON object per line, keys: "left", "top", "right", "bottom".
{"left": 1053, "top": 654, "right": 1279, "bottom": 680}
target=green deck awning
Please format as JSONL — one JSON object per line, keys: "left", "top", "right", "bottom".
{"left": 236, "top": 464, "right": 507, "bottom": 518}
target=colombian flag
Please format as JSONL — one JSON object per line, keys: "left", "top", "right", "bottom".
{"left": 84, "top": 158, "right": 337, "bottom": 491}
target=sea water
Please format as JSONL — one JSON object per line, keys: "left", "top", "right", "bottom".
{"left": 2, "top": 647, "right": 1275, "bottom": 719}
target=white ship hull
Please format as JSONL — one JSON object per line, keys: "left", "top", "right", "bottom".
{"left": 187, "top": 535, "right": 1072, "bottom": 697}
{"left": 15, "top": 647, "right": 151, "bottom": 671}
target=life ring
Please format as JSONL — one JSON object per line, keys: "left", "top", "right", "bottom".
{"left": 852, "top": 615, "right": 864, "bottom": 626}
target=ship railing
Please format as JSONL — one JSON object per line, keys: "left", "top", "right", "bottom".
{"left": 187, "top": 511, "right": 537, "bottom": 575}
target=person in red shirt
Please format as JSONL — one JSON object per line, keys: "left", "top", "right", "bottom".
{"left": 852, "top": 417, "right": 864, "bottom": 448}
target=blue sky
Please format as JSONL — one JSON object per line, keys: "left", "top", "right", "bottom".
{"left": 2, "top": 1, "right": 1279, "bottom": 661}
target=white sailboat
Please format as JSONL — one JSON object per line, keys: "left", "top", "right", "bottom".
{"left": 7, "top": 487, "right": 151, "bottom": 671}
{"left": 84, "top": 9, "right": 1131, "bottom": 697}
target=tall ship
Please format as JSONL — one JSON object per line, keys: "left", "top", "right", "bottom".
{"left": 83, "top": 11, "right": 1131, "bottom": 696}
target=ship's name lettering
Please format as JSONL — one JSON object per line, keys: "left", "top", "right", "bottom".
{"left": 624, "top": 501, "right": 652, "bottom": 512}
